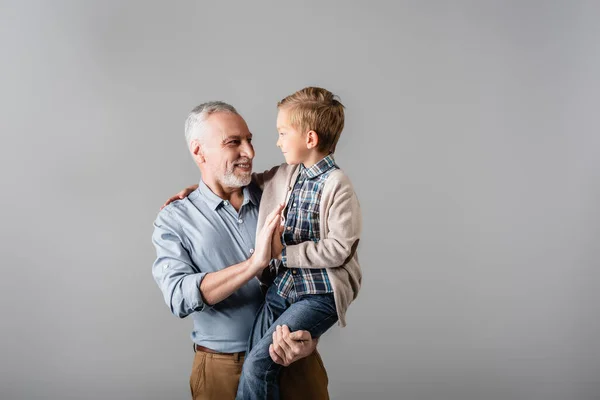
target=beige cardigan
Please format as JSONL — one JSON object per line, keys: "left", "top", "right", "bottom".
{"left": 253, "top": 163, "right": 362, "bottom": 327}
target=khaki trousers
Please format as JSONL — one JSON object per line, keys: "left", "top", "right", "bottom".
{"left": 190, "top": 348, "right": 329, "bottom": 400}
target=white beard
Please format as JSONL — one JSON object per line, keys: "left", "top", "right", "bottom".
{"left": 220, "top": 169, "right": 251, "bottom": 188}
{"left": 215, "top": 163, "right": 252, "bottom": 188}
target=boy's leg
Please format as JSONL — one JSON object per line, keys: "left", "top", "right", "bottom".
{"left": 237, "top": 293, "right": 337, "bottom": 400}
{"left": 246, "top": 284, "right": 289, "bottom": 353}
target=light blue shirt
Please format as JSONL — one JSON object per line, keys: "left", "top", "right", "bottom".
{"left": 152, "top": 179, "right": 263, "bottom": 352}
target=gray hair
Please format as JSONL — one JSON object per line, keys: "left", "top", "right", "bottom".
{"left": 184, "top": 101, "right": 239, "bottom": 147}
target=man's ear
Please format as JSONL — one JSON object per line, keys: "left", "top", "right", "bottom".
{"left": 190, "top": 140, "right": 205, "bottom": 163}
{"left": 306, "top": 130, "right": 319, "bottom": 150}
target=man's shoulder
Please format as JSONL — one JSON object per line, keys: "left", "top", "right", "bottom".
{"left": 154, "top": 188, "right": 202, "bottom": 227}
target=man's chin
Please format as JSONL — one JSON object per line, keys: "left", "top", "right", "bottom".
{"left": 238, "top": 176, "right": 252, "bottom": 186}
{"left": 236, "top": 169, "right": 252, "bottom": 180}
{"left": 220, "top": 172, "right": 252, "bottom": 188}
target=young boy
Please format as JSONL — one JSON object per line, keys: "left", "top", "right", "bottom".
{"left": 235, "top": 87, "right": 362, "bottom": 400}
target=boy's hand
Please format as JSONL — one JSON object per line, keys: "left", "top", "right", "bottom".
{"left": 269, "top": 325, "right": 318, "bottom": 366}
{"left": 160, "top": 184, "right": 199, "bottom": 210}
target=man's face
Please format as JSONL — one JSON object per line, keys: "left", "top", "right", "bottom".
{"left": 199, "top": 112, "right": 255, "bottom": 188}
{"left": 276, "top": 108, "right": 308, "bottom": 165}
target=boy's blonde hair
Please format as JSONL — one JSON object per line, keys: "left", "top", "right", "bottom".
{"left": 277, "top": 87, "right": 345, "bottom": 154}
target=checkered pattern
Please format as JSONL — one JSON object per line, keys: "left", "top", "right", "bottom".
{"left": 275, "top": 155, "right": 338, "bottom": 300}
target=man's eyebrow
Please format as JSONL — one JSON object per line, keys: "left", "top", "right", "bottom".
{"left": 221, "top": 134, "right": 239, "bottom": 143}
{"left": 221, "top": 133, "right": 252, "bottom": 143}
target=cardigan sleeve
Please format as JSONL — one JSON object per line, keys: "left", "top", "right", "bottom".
{"left": 283, "top": 171, "right": 361, "bottom": 269}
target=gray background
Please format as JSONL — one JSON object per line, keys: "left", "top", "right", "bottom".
{"left": 1, "top": 1, "right": 598, "bottom": 399}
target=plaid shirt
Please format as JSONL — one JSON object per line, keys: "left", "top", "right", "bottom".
{"left": 275, "top": 155, "right": 339, "bottom": 301}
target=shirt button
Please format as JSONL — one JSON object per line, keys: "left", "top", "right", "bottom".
{"left": 292, "top": 270, "right": 297, "bottom": 275}
{"left": 286, "top": 226, "right": 292, "bottom": 231}
{"left": 238, "top": 219, "right": 243, "bottom": 224}
{"left": 249, "top": 248, "right": 254, "bottom": 254}
{"left": 223, "top": 201, "right": 229, "bottom": 206}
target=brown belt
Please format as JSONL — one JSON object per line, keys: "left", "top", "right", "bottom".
{"left": 194, "top": 344, "right": 245, "bottom": 357}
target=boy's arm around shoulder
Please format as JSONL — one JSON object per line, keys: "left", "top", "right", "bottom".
{"left": 252, "top": 163, "right": 289, "bottom": 191}
{"left": 284, "top": 171, "right": 361, "bottom": 269}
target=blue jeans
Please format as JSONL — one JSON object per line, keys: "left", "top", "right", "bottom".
{"left": 235, "top": 284, "right": 338, "bottom": 400}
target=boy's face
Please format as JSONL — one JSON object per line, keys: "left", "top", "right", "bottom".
{"left": 276, "top": 108, "right": 309, "bottom": 165}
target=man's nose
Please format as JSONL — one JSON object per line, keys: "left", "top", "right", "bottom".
{"left": 241, "top": 141, "right": 254, "bottom": 159}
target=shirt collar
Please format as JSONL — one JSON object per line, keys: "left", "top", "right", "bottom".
{"left": 301, "top": 154, "right": 337, "bottom": 179}
{"left": 242, "top": 182, "right": 260, "bottom": 207}
{"left": 198, "top": 179, "right": 259, "bottom": 210}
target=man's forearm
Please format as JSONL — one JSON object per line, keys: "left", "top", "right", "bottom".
{"left": 199, "top": 259, "right": 255, "bottom": 305}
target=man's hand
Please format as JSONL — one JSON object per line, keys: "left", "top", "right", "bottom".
{"left": 269, "top": 325, "right": 318, "bottom": 366}
{"left": 160, "top": 184, "right": 199, "bottom": 210}
{"left": 271, "top": 215, "right": 285, "bottom": 260}
{"left": 248, "top": 203, "right": 285, "bottom": 275}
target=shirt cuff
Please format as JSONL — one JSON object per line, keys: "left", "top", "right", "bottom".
{"left": 182, "top": 272, "right": 209, "bottom": 312}
{"left": 256, "top": 260, "right": 278, "bottom": 287}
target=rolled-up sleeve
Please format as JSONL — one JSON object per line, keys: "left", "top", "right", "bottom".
{"left": 152, "top": 211, "right": 209, "bottom": 318}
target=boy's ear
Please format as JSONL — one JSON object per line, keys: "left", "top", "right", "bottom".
{"left": 190, "top": 139, "right": 205, "bottom": 163}
{"left": 306, "top": 130, "right": 319, "bottom": 149}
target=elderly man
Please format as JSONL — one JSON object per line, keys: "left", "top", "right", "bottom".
{"left": 152, "top": 102, "right": 329, "bottom": 399}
